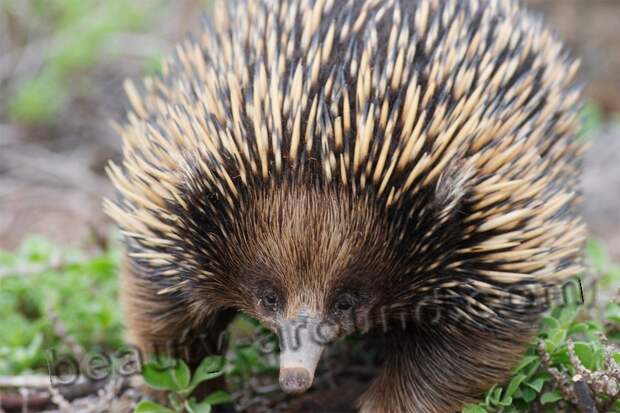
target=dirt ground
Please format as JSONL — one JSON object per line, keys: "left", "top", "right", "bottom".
{"left": 1, "top": 0, "right": 619, "bottom": 259}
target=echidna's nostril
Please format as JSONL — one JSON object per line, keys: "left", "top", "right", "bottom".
{"left": 279, "top": 367, "right": 313, "bottom": 394}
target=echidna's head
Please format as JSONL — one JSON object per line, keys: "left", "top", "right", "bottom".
{"left": 107, "top": 150, "right": 567, "bottom": 396}
{"left": 179, "top": 181, "right": 405, "bottom": 394}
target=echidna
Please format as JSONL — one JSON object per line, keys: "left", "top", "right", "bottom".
{"left": 105, "top": 0, "right": 586, "bottom": 411}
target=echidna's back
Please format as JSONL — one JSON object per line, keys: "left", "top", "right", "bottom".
{"left": 107, "top": 0, "right": 585, "bottom": 293}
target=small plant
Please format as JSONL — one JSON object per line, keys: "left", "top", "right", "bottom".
{"left": 463, "top": 240, "right": 620, "bottom": 413}
{"left": 135, "top": 355, "right": 231, "bottom": 413}
{"left": 463, "top": 305, "right": 620, "bottom": 412}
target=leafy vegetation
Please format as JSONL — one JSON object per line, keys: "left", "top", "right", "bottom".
{"left": 463, "top": 239, "right": 620, "bottom": 413}
{"left": 135, "top": 356, "right": 230, "bottom": 413}
{"left": 462, "top": 304, "right": 620, "bottom": 412}
{"left": 0, "top": 237, "right": 122, "bottom": 375}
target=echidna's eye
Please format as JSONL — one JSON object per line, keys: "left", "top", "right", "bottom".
{"left": 335, "top": 298, "right": 353, "bottom": 312}
{"left": 262, "top": 292, "right": 279, "bottom": 311}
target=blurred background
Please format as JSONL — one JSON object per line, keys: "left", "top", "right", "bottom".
{"left": 0, "top": 0, "right": 619, "bottom": 258}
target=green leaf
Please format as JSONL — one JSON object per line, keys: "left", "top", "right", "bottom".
{"left": 488, "top": 386, "right": 503, "bottom": 405}
{"left": 204, "top": 390, "right": 232, "bottom": 406}
{"left": 168, "top": 393, "right": 184, "bottom": 411}
{"left": 462, "top": 405, "right": 486, "bottom": 413}
{"left": 497, "top": 396, "right": 512, "bottom": 407}
{"left": 142, "top": 357, "right": 191, "bottom": 391}
{"left": 515, "top": 355, "right": 538, "bottom": 372}
{"left": 133, "top": 400, "right": 175, "bottom": 413}
{"left": 558, "top": 305, "right": 580, "bottom": 328}
{"left": 189, "top": 356, "right": 225, "bottom": 391}
{"left": 521, "top": 387, "right": 537, "bottom": 403}
{"left": 568, "top": 322, "right": 592, "bottom": 335}
{"left": 542, "top": 316, "right": 560, "bottom": 330}
{"left": 504, "top": 374, "right": 526, "bottom": 399}
{"left": 545, "top": 328, "right": 566, "bottom": 352}
{"left": 186, "top": 399, "right": 212, "bottom": 413}
{"left": 573, "top": 342, "right": 598, "bottom": 370}
{"left": 540, "top": 391, "right": 563, "bottom": 404}
{"left": 522, "top": 360, "right": 541, "bottom": 379}
{"left": 525, "top": 377, "right": 545, "bottom": 393}
{"left": 484, "top": 385, "right": 496, "bottom": 405}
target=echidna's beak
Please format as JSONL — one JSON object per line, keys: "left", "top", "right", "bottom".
{"left": 278, "top": 311, "right": 334, "bottom": 395}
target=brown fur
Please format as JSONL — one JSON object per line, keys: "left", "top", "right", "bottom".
{"left": 359, "top": 328, "right": 535, "bottom": 413}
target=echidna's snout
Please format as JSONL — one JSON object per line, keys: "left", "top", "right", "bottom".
{"left": 278, "top": 311, "right": 333, "bottom": 394}
{"left": 279, "top": 367, "right": 313, "bottom": 394}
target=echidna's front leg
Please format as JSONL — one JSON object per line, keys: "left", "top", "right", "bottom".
{"left": 358, "top": 328, "right": 533, "bottom": 413}
{"left": 119, "top": 258, "right": 234, "bottom": 401}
